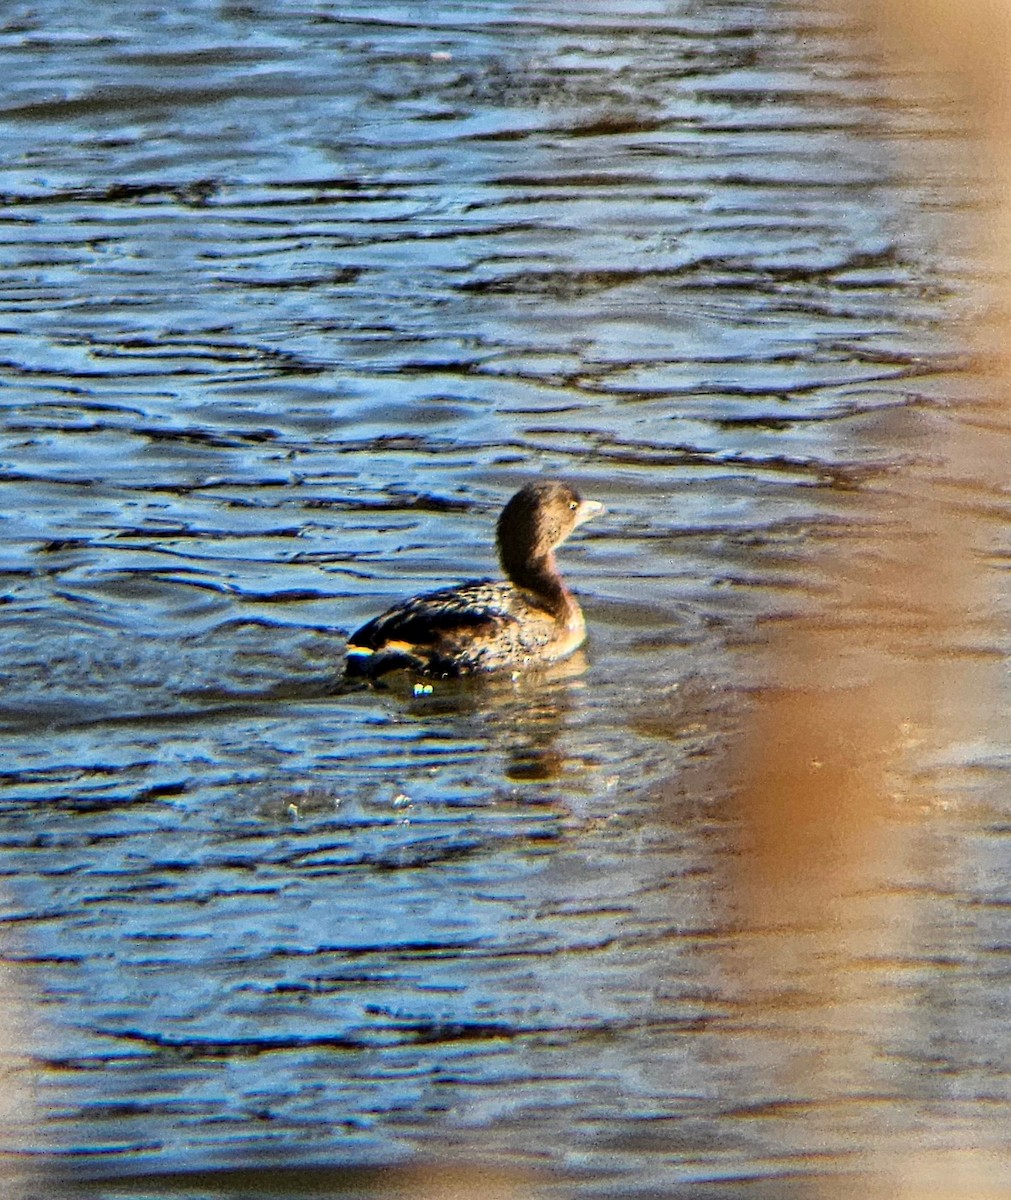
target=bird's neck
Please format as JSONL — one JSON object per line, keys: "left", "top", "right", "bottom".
{"left": 502, "top": 549, "right": 573, "bottom": 617}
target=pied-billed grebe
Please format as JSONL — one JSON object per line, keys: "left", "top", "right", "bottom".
{"left": 344, "top": 480, "right": 604, "bottom": 679}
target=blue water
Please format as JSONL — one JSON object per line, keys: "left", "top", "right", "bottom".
{"left": 0, "top": 2, "right": 1008, "bottom": 1197}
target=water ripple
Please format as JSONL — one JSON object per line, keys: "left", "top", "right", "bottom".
{"left": 0, "top": 0, "right": 1007, "bottom": 1194}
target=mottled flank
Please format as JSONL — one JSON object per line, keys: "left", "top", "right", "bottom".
{"left": 345, "top": 481, "right": 603, "bottom": 678}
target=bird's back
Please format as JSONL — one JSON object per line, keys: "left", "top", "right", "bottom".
{"left": 344, "top": 579, "right": 563, "bottom": 678}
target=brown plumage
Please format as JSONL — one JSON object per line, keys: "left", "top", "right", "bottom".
{"left": 344, "top": 480, "right": 604, "bottom": 679}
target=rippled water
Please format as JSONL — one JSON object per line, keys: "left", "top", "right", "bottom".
{"left": 1, "top": 1, "right": 1009, "bottom": 1197}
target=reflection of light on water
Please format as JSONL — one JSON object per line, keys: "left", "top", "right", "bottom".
{"left": 724, "top": 2, "right": 1011, "bottom": 1196}
{"left": 3, "top": 2, "right": 1009, "bottom": 1197}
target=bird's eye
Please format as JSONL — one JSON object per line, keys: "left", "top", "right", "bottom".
{"left": 569, "top": 500, "right": 578, "bottom": 510}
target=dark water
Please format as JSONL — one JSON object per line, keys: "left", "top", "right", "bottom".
{"left": 1, "top": 1, "right": 1009, "bottom": 1197}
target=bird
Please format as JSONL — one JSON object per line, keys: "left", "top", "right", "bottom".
{"left": 344, "top": 480, "right": 604, "bottom": 679}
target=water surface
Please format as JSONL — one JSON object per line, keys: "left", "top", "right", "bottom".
{"left": 1, "top": 2, "right": 1009, "bottom": 1197}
